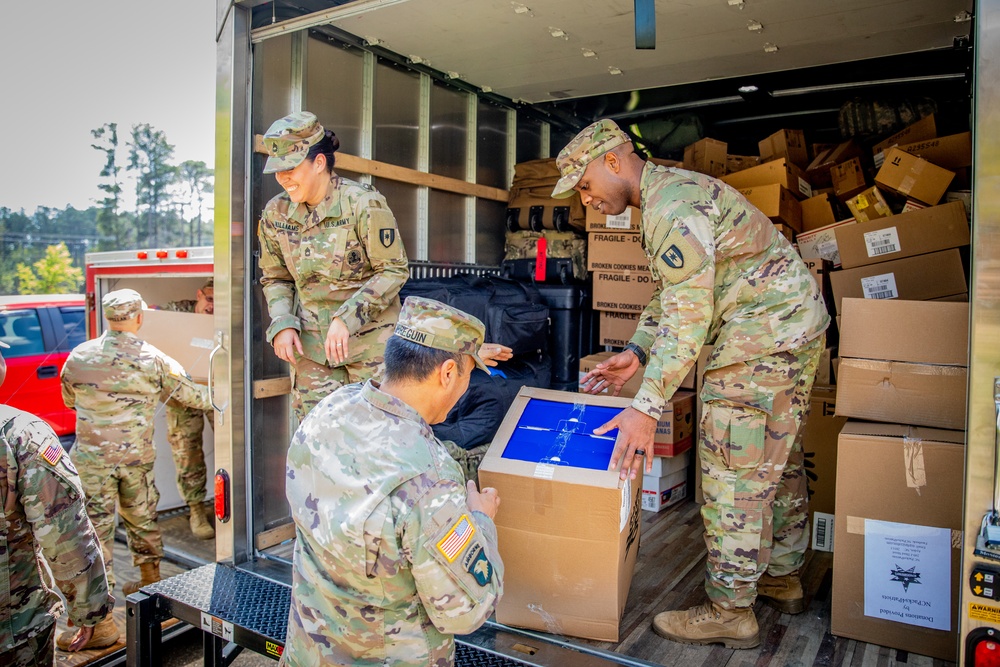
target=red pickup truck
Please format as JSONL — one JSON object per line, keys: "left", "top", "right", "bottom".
{"left": 0, "top": 294, "right": 86, "bottom": 442}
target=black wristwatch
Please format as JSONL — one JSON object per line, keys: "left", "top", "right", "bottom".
{"left": 624, "top": 342, "right": 647, "bottom": 366}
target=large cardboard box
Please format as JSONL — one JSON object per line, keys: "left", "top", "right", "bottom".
{"left": 599, "top": 310, "right": 640, "bottom": 348}
{"left": 726, "top": 154, "right": 760, "bottom": 174}
{"left": 834, "top": 201, "right": 970, "bottom": 269}
{"left": 654, "top": 391, "right": 695, "bottom": 457}
{"left": 721, "top": 157, "right": 813, "bottom": 200}
{"left": 832, "top": 421, "right": 963, "bottom": 661}
{"left": 801, "top": 193, "right": 837, "bottom": 231}
{"left": 831, "top": 157, "right": 867, "bottom": 201}
{"left": 587, "top": 231, "right": 647, "bottom": 273}
{"left": 805, "top": 140, "right": 863, "bottom": 189}
{"left": 683, "top": 137, "right": 727, "bottom": 177}
{"left": 828, "top": 248, "right": 968, "bottom": 314}
{"left": 759, "top": 129, "right": 808, "bottom": 169}
{"left": 138, "top": 309, "right": 215, "bottom": 381}
{"left": 586, "top": 205, "right": 642, "bottom": 232}
{"left": 592, "top": 270, "right": 656, "bottom": 313}
{"left": 801, "top": 386, "right": 846, "bottom": 529}
{"left": 738, "top": 184, "right": 802, "bottom": 231}
{"left": 796, "top": 219, "right": 856, "bottom": 268}
{"left": 872, "top": 114, "right": 937, "bottom": 167}
{"left": 478, "top": 388, "right": 642, "bottom": 642}
{"left": 897, "top": 132, "right": 972, "bottom": 170}
{"left": 839, "top": 298, "right": 969, "bottom": 366}
{"left": 875, "top": 148, "right": 955, "bottom": 205}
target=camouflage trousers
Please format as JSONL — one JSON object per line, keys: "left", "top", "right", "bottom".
{"left": 0, "top": 621, "right": 53, "bottom": 667}
{"left": 291, "top": 355, "right": 383, "bottom": 422}
{"left": 699, "top": 335, "right": 824, "bottom": 610}
{"left": 165, "top": 403, "right": 213, "bottom": 507}
{"left": 76, "top": 461, "right": 163, "bottom": 592}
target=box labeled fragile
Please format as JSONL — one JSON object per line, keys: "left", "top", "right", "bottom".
{"left": 478, "top": 388, "right": 642, "bottom": 642}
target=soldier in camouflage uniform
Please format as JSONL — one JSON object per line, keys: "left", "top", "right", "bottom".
{"left": 558, "top": 120, "right": 829, "bottom": 648}
{"left": 61, "top": 289, "right": 211, "bottom": 597}
{"left": 158, "top": 278, "right": 215, "bottom": 539}
{"left": 282, "top": 296, "right": 504, "bottom": 667}
{"left": 0, "top": 339, "right": 118, "bottom": 665}
{"left": 258, "top": 111, "right": 409, "bottom": 421}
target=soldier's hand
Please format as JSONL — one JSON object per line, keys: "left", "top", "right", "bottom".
{"left": 66, "top": 625, "right": 95, "bottom": 652}
{"left": 594, "top": 407, "right": 655, "bottom": 480}
{"left": 272, "top": 328, "right": 303, "bottom": 363}
{"left": 466, "top": 479, "right": 500, "bottom": 519}
{"left": 325, "top": 317, "right": 350, "bottom": 365}
{"left": 478, "top": 343, "right": 513, "bottom": 367}
{"left": 579, "top": 349, "right": 641, "bottom": 395}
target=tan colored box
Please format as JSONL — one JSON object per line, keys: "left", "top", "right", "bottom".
{"left": 654, "top": 391, "right": 695, "bottom": 457}
{"left": 800, "top": 193, "right": 837, "bottom": 232}
{"left": 592, "top": 270, "right": 656, "bottom": 313}
{"left": 806, "top": 140, "right": 863, "bottom": 189}
{"left": 478, "top": 387, "right": 641, "bottom": 642}
{"left": 759, "top": 129, "right": 808, "bottom": 169}
{"left": 828, "top": 248, "right": 967, "bottom": 314}
{"left": 725, "top": 154, "right": 760, "bottom": 174}
{"left": 683, "top": 138, "right": 727, "bottom": 178}
{"left": 586, "top": 205, "right": 641, "bottom": 232}
{"left": 897, "top": 132, "right": 972, "bottom": 170}
{"left": 845, "top": 186, "right": 893, "bottom": 223}
{"left": 796, "top": 219, "right": 856, "bottom": 268}
{"left": 738, "top": 184, "right": 802, "bottom": 231}
{"left": 587, "top": 231, "right": 647, "bottom": 273}
{"left": 580, "top": 347, "right": 696, "bottom": 393}
{"left": 875, "top": 148, "right": 956, "bottom": 205}
{"left": 598, "top": 310, "right": 639, "bottom": 348}
{"left": 872, "top": 114, "right": 937, "bottom": 166}
{"left": 801, "top": 386, "right": 846, "bottom": 527}
{"left": 138, "top": 309, "right": 214, "bottom": 382}
{"left": 839, "top": 298, "right": 969, "bottom": 366}
{"left": 832, "top": 421, "right": 963, "bottom": 662}
{"left": 721, "top": 157, "right": 813, "bottom": 199}
{"left": 834, "top": 201, "right": 969, "bottom": 269}
{"left": 831, "top": 157, "right": 867, "bottom": 201}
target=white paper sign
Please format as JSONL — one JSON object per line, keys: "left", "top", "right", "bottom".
{"left": 605, "top": 212, "right": 632, "bottom": 230}
{"left": 864, "top": 519, "right": 951, "bottom": 630}
{"left": 864, "top": 227, "right": 901, "bottom": 258}
{"left": 861, "top": 273, "right": 898, "bottom": 300}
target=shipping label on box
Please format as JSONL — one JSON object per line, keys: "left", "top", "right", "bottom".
{"left": 592, "top": 270, "right": 656, "bottom": 313}
{"left": 828, "top": 248, "right": 967, "bottom": 314}
{"left": 796, "top": 219, "right": 856, "bottom": 268}
{"left": 875, "top": 148, "right": 955, "bottom": 205}
{"left": 587, "top": 231, "right": 648, "bottom": 273}
{"left": 586, "top": 205, "right": 642, "bottom": 232}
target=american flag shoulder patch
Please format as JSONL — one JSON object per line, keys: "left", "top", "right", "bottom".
{"left": 40, "top": 442, "right": 63, "bottom": 466}
{"left": 436, "top": 514, "right": 476, "bottom": 563}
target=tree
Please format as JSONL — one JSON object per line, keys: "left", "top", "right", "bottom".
{"left": 15, "top": 243, "right": 83, "bottom": 295}
{"left": 177, "top": 160, "right": 214, "bottom": 246}
{"left": 91, "top": 122, "right": 135, "bottom": 250}
{"left": 127, "top": 124, "right": 177, "bottom": 247}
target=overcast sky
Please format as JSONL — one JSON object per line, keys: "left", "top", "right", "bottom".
{"left": 1, "top": 0, "right": 217, "bottom": 214}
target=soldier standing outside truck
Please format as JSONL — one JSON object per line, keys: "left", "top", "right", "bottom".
{"left": 0, "top": 339, "right": 118, "bottom": 664}
{"left": 282, "top": 296, "right": 504, "bottom": 667}
{"left": 61, "top": 289, "right": 212, "bottom": 596}
{"left": 158, "top": 278, "right": 216, "bottom": 539}
{"left": 561, "top": 120, "right": 829, "bottom": 649}
{"left": 258, "top": 111, "right": 409, "bottom": 421}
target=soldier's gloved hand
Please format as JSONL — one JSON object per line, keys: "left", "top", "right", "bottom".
{"left": 478, "top": 343, "right": 513, "bottom": 367}
{"left": 325, "top": 317, "right": 350, "bottom": 364}
{"left": 272, "top": 328, "right": 304, "bottom": 363}
{"left": 579, "top": 349, "right": 641, "bottom": 395}
{"left": 466, "top": 480, "right": 501, "bottom": 519}
{"left": 594, "top": 406, "right": 655, "bottom": 481}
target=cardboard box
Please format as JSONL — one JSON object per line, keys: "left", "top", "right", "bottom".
{"left": 738, "top": 184, "right": 802, "bottom": 231}
{"left": 806, "top": 140, "right": 863, "bottom": 189}
{"left": 759, "top": 129, "right": 808, "bottom": 169}
{"left": 828, "top": 248, "right": 967, "bottom": 314}
{"left": 683, "top": 138, "right": 727, "bottom": 178}
{"left": 796, "top": 219, "right": 856, "bottom": 268}
{"left": 599, "top": 310, "right": 639, "bottom": 348}
{"left": 654, "top": 391, "right": 695, "bottom": 457}
{"left": 872, "top": 114, "right": 937, "bottom": 167}
{"left": 726, "top": 154, "right": 760, "bottom": 174}
{"left": 845, "top": 186, "right": 893, "bottom": 223}
{"left": 831, "top": 158, "right": 868, "bottom": 201}
{"left": 592, "top": 270, "right": 656, "bottom": 313}
{"left": 832, "top": 421, "right": 963, "bottom": 661}
{"left": 138, "top": 309, "right": 214, "bottom": 381}
{"left": 587, "top": 231, "right": 647, "bottom": 273}
{"left": 834, "top": 201, "right": 970, "bottom": 269}
{"left": 721, "top": 158, "right": 813, "bottom": 200}
{"left": 839, "top": 298, "right": 969, "bottom": 366}
{"left": 586, "top": 205, "right": 642, "bottom": 232}
{"left": 478, "top": 387, "right": 642, "bottom": 642}
{"left": 897, "top": 132, "right": 972, "bottom": 170}
{"left": 900, "top": 198, "right": 928, "bottom": 214}
{"left": 802, "top": 386, "right": 847, "bottom": 528}
{"left": 649, "top": 449, "right": 691, "bottom": 477}
{"left": 801, "top": 193, "right": 837, "bottom": 231}
{"left": 875, "top": 148, "right": 956, "bottom": 205}
{"left": 641, "top": 470, "right": 687, "bottom": 512}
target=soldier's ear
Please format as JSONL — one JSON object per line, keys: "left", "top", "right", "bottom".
{"left": 604, "top": 151, "right": 621, "bottom": 173}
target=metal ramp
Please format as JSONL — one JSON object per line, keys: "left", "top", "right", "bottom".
{"left": 126, "top": 563, "right": 647, "bottom": 667}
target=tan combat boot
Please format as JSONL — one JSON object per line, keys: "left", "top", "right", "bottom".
{"left": 56, "top": 616, "right": 121, "bottom": 651}
{"left": 756, "top": 571, "right": 805, "bottom": 614}
{"left": 652, "top": 601, "right": 760, "bottom": 649}
{"left": 122, "top": 561, "right": 161, "bottom": 595}
{"left": 189, "top": 503, "right": 215, "bottom": 540}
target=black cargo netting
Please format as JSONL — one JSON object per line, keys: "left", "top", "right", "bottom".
{"left": 456, "top": 643, "right": 534, "bottom": 667}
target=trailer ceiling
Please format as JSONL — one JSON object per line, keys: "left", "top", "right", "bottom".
{"left": 293, "top": 0, "right": 974, "bottom": 104}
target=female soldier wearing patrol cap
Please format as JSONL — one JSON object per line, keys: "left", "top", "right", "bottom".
{"left": 258, "top": 111, "right": 410, "bottom": 420}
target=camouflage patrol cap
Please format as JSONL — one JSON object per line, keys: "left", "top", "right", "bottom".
{"left": 262, "top": 111, "right": 325, "bottom": 174}
{"left": 202, "top": 277, "right": 214, "bottom": 291}
{"left": 551, "top": 119, "right": 632, "bottom": 199}
{"left": 393, "top": 297, "right": 489, "bottom": 372}
{"left": 103, "top": 289, "right": 146, "bottom": 322}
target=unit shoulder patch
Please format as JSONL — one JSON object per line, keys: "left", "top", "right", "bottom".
{"left": 461, "top": 544, "right": 493, "bottom": 586}
{"left": 655, "top": 229, "right": 706, "bottom": 284}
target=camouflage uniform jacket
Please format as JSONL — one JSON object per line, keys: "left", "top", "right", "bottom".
{"left": 0, "top": 405, "right": 112, "bottom": 651}
{"left": 160, "top": 300, "right": 196, "bottom": 313}
{"left": 258, "top": 176, "right": 409, "bottom": 366}
{"left": 60, "top": 330, "right": 211, "bottom": 467}
{"left": 629, "top": 164, "right": 830, "bottom": 419}
{"left": 284, "top": 380, "right": 504, "bottom": 667}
